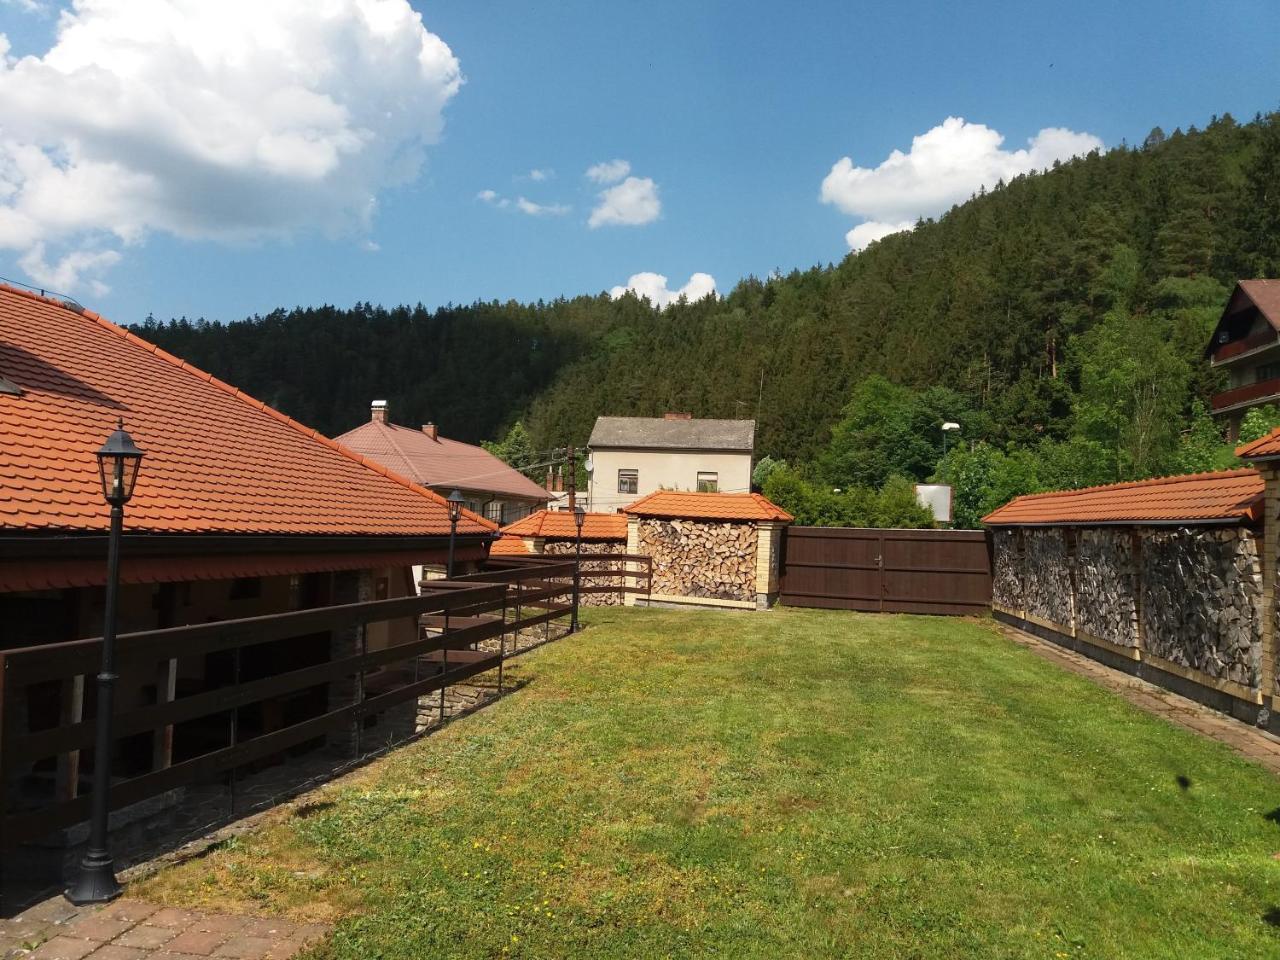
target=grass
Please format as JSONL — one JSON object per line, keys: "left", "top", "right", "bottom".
{"left": 134, "top": 607, "right": 1280, "bottom": 959}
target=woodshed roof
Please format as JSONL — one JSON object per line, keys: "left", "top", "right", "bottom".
{"left": 982, "top": 469, "right": 1264, "bottom": 526}
{"left": 623, "top": 491, "right": 793, "bottom": 522}
{"left": 501, "top": 509, "right": 628, "bottom": 540}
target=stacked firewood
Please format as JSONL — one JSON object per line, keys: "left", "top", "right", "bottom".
{"left": 637, "top": 518, "right": 757, "bottom": 601}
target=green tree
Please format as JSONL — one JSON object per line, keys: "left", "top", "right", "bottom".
{"left": 1073, "top": 306, "right": 1190, "bottom": 480}
{"left": 1239, "top": 404, "right": 1280, "bottom": 445}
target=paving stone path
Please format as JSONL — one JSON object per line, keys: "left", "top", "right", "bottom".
{"left": 0, "top": 898, "right": 327, "bottom": 960}
{"left": 1000, "top": 624, "right": 1280, "bottom": 775}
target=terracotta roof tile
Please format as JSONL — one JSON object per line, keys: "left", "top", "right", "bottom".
{"left": 501, "top": 509, "right": 627, "bottom": 540}
{"left": 1235, "top": 425, "right": 1280, "bottom": 460}
{"left": 489, "top": 534, "right": 532, "bottom": 556}
{"left": 0, "top": 285, "right": 496, "bottom": 537}
{"left": 622, "top": 491, "right": 793, "bottom": 522}
{"left": 335, "top": 418, "right": 551, "bottom": 502}
{"left": 982, "top": 468, "right": 1263, "bottom": 526}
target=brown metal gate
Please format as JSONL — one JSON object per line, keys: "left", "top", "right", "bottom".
{"left": 779, "top": 527, "right": 991, "bottom": 615}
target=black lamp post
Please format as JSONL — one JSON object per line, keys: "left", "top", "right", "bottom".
{"left": 67, "top": 421, "right": 143, "bottom": 905}
{"left": 446, "top": 489, "right": 465, "bottom": 579}
{"left": 571, "top": 503, "right": 585, "bottom": 632}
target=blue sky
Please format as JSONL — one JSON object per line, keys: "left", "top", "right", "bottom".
{"left": 0, "top": 0, "right": 1277, "bottom": 324}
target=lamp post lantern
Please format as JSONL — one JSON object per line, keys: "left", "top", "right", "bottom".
{"left": 572, "top": 503, "right": 585, "bottom": 632}
{"left": 67, "top": 420, "right": 143, "bottom": 905}
{"left": 446, "top": 489, "right": 465, "bottom": 579}
{"left": 941, "top": 421, "right": 961, "bottom": 458}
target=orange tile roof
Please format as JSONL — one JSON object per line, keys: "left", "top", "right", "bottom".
{"left": 0, "top": 285, "right": 496, "bottom": 537}
{"left": 489, "top": 534, "right": 532, "bottom": 556}
{"left": 334, "top": 417, "right": 551, "bottom": 502}
{"left": 501, "top": 509, "right": 627, "bottom": 540}
{"left": 622, "top": 491, "right": 793, "bottom": 522}
{"left": 1236, "top": 426, "right": 1280, "bottom": 460}
{"left": 982, "top": 468, "right": 1264, "bottom": 526}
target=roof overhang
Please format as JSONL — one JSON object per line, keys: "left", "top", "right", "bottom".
{"left": 984, "top": 517, "right": 1250, "bottom": 528}
{"left": 0, "top": 532, "right": 502, "bottom": 593}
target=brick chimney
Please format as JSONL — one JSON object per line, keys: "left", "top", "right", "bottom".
{"left": 664, "top": 411, "right": 692, "bottom": 420}
{"left": 422, "top": 422, "right": 438, "bottom": 440}
{"left": 371, "top": 399, "right": 388, "bottom": 424}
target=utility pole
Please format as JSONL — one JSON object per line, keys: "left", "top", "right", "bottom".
{"left": 566, "top": 444, "right": 576, "bottom": 511}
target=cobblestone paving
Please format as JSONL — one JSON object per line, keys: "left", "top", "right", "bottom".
{"left": 1000, "top": 624, "right": 1280, "bottom": 775}
{"left": 0, "top": 898, "right": 327, "bottom": 959}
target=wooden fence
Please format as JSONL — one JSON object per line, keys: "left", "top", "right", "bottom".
{"left": 778, "top": 527, "right": 992, "bottom": 615}
{"left": 0, "top": 555, "right": 643, "bottom": 872}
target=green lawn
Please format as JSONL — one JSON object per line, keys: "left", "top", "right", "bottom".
{"left": 136, "top": 607, "right": 1280, "bottom": 959}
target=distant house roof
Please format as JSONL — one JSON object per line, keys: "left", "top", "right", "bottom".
{"left": 982, "top": 469, "right": 1264, "bottom": 526}
{"left": 623, "top": 491, "right": 793, "bottom": 522}
{"left": 1205, "top": 280, "right": 1280, "bottom": 357}
{"left": 588, "top": 416, "right": 755, "bottom": 452}
{"left": 335, "top": 414, "right": 551, "bottom": 503}
{"left": 0, "top": 284, "right": 495, "bottom": 540}
{"left": 502, "top": 509, "right": 628, "bottom": 540}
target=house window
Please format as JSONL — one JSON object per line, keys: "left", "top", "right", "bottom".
{"left": 696, "top": 471, "right": 719, "bottom": 492}
{"left": 618, "top": 469, "right": 638, "bottom": 494}
{"left": 1257, "top": 362, "right": 1280, "bottom": 384}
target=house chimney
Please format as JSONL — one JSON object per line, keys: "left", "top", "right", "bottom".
{"left": 546, "top": 466, "right": 554, "bottom": 492}
{"left": 371, "top": 399, "right": 388, "bottom": 424}
{"left": 422, "top": 422, "right": 438, "bottom": 440}
{"left": 664, "top": 411, "right": 692, "bottom": 420}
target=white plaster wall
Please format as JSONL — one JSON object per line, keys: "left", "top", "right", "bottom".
{"left": 587, "top": 448, "right": 752, "bottom": 512}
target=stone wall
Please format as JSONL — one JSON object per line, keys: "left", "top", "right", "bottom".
{"left": 1075, "top": 529, "right": 1138, "bottom": 648}
{"left": 636, "top": 518, "right": 758, "bottom": 602}
{"left": 991, "top": 529, "right": 1023, "bottom": 610}
{"left": 1140, "top": 527, "right": 1262, "bottom": 687}
{"left": 542, "top": 539, "right": 627, "bottom": 606}
{"left": 1022, "top": 528, "right": 1075, "bottom": 629}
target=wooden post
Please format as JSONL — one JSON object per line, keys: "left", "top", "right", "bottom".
{"left": 1260, "top": 470, "right": 1280, "bottom": 713}
{"left": 151, "top": 659, "right": 177, "bottom": 772}
{"left": 55, "top": 674, "right": 86, "bottom": 800}
{"left": 1132, "top": 527, "right": 1146, "bottom": 656}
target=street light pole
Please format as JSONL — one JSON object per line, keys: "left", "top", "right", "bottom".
{"left": 941, "top": 421, "right": 960, "bottom": 459}
{"left": 572, "top": 503, "right": 585, "bottom": 632}
{"left": 67, "top": 421, "right": 143, "bottom": 905}
{"left": 446, "top": 489, "right": 465, "bottom": 579}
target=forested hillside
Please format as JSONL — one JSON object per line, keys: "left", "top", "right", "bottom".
{"left": 134, "top": 111, "right": 1280, "bottom": 524}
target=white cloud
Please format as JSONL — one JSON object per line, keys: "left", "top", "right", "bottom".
{"left": 525, "top": 168, "right": 552, "bottom": 182}
{"left": 588, "top": 176, "right": 660, "bottom": 228}
{"left": 515, "top": 196, "right": 569, "bottom": 217}
{"left": 609, "top": 271, "right": 716, "bottom": 309}
{"left": 821, "top": 116, "right": 1103, "bottom": 250}
{"left": 585, "top": 159, "right": 630, "bottom": 184}
{"left": 1, "top": 0, "right": 48, "bottom": 14}
{"left": 477, "top": 188, "right": 509, "bottom": 208}
{"left": 0, "top": 0, "right": 462, "bottom": 292}
{"left": 844, "top": 219, "right": 916, "bottom": 250}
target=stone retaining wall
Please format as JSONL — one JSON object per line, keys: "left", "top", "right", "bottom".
{"left": 637, "top": 518, "right": 757, "bottom": 603}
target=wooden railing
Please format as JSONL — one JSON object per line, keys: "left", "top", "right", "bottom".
{"left": 0, "top": 563, "right": 579, "bottom": 859}
{"left": 1211, "top": 376, "right": 1280, "bottom": 412}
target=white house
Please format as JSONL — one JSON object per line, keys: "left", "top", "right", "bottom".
{"left": 586, "top": 413, "right": 755, "bottom": 512}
